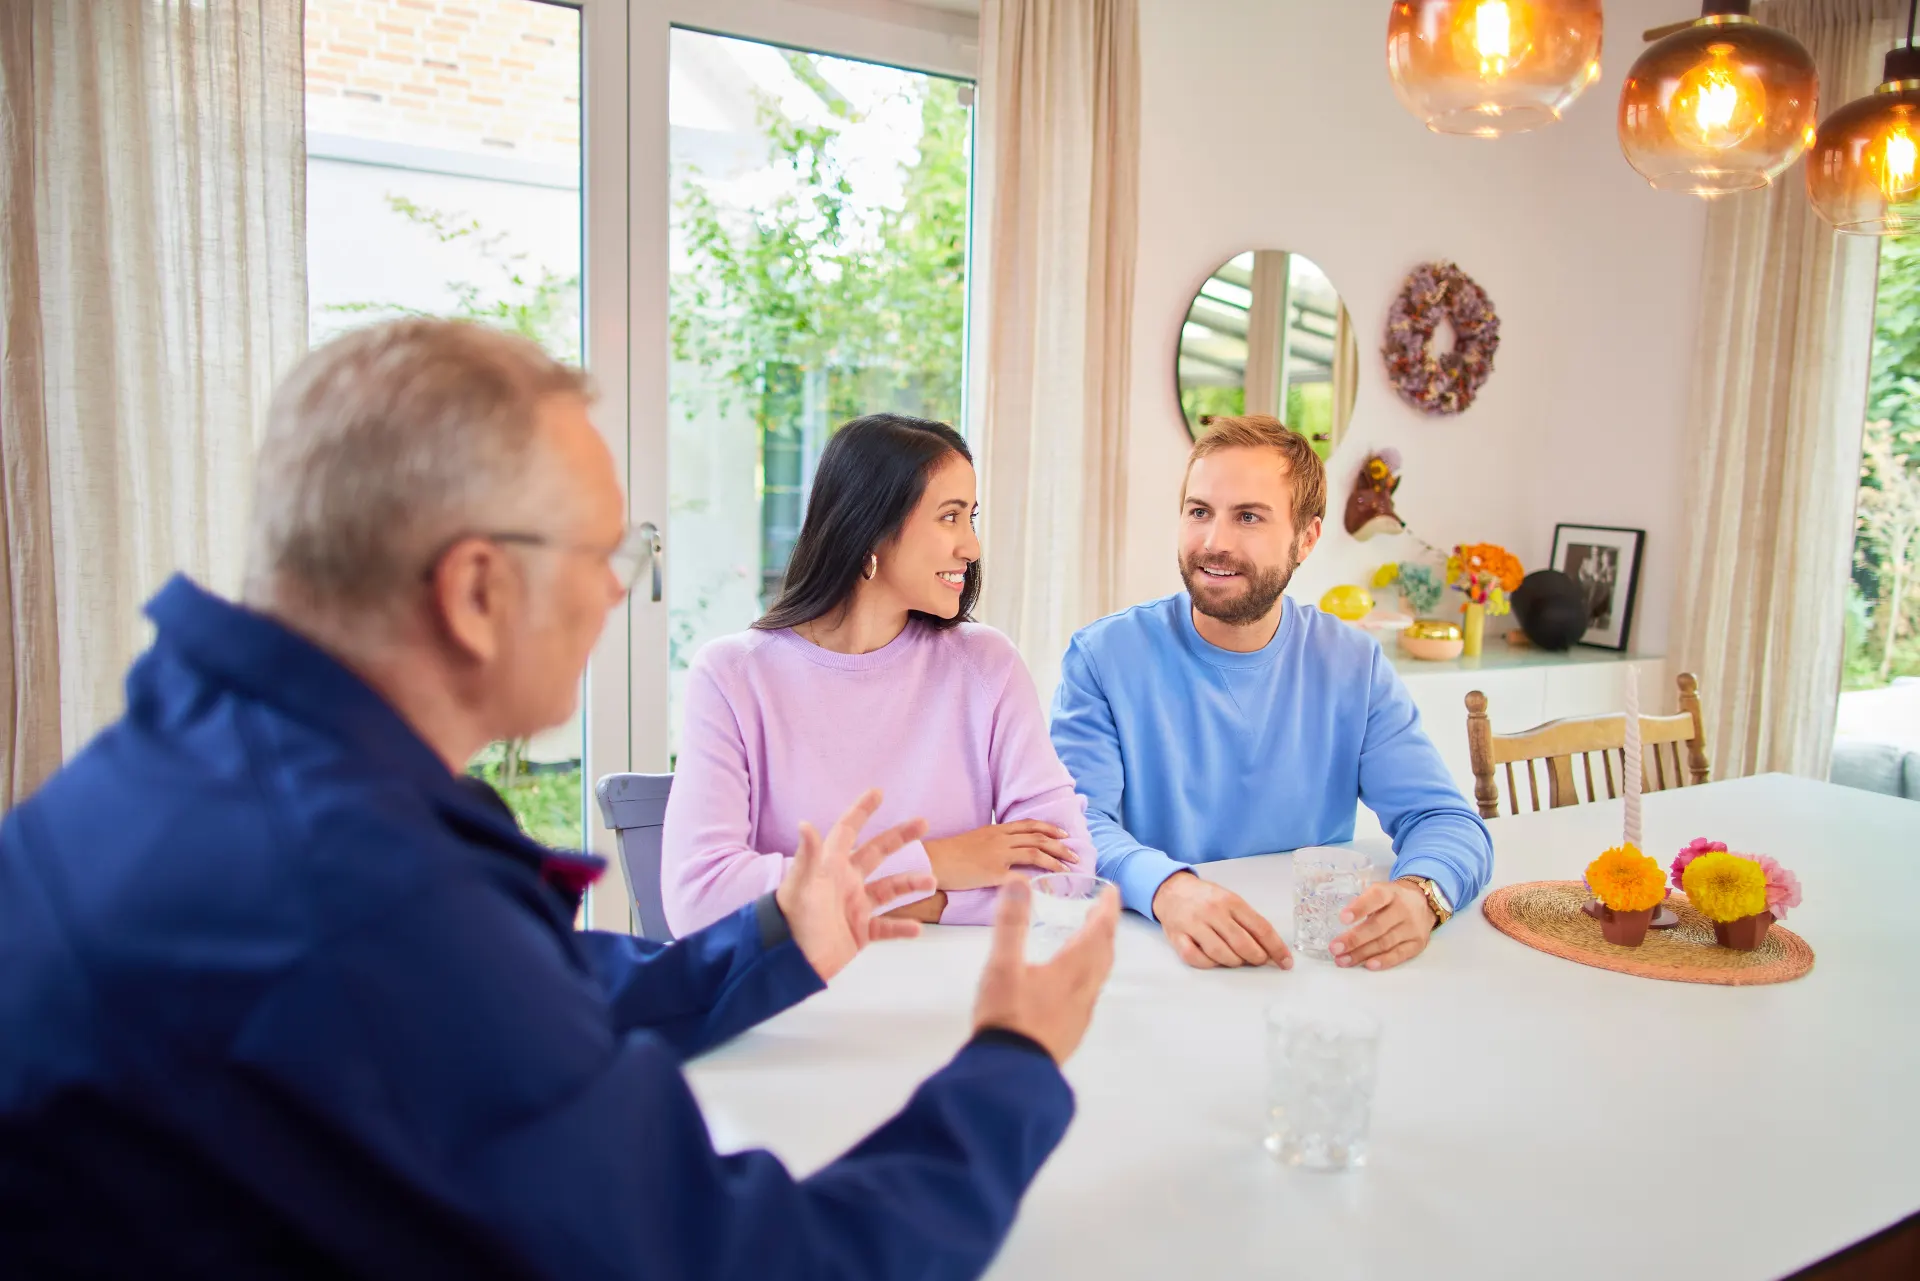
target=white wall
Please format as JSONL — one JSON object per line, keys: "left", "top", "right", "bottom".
{"left": 1124, "top": 0, "right": 1706, "bottom": 659}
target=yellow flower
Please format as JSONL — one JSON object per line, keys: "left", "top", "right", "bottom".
{"left": 1487, "top": 586, "right": 1510, "bottom": 617}
{"left": 1367, "top": 458, "right": 1390, "bottom": 481}
{"left": 1446, "top": 555, "right": 1463, "bottom": 583}
{"left": 1371, "top": 563, "right": 1400, "bottom": 588}
{"left": 1682, "top": 852, "right": 1769, "bottom": 922}
{"left": 1585, "top": 844, "right": 1666, "bottom": 912}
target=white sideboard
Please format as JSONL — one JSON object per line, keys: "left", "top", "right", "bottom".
{"left": 1355, "top": 632, "right": 1667, "bottom": 837}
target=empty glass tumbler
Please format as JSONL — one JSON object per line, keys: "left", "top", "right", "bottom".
{"left": 1264, "top": 1003, "right": 1382, "bottom": 1172}
{"left": 1026, "top": 872, "right": 1112, "bottom": 962}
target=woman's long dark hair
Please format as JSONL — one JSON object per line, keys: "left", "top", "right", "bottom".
{"left": 755, "top": 413, "right": 980, "bottom": 632}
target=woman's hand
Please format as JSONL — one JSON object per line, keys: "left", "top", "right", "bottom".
{"left": 883, "top": 891, "right": 949, "bottom": 924}
{"left": 924, "top": 821, "right": 1078, "bottom": 891}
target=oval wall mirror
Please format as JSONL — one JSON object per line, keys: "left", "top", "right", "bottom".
{"left": 1175, "top": 250, "right": 1359, "bottom": 457}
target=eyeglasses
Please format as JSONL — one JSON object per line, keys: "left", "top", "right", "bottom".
{"left": 434, "top": 523, "right": 660, "bottom": 594}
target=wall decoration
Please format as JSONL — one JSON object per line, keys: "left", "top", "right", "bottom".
{"left": 1344, "top": 449, "right": 1405, "bottom": 539}
{"left": 1382, "top": 261, "right": 1500, "bottom": 416}
{"left": 1548, "top": 523, "right": 1646, "bottom": 651}
{"left": 1175, "top": 249, "right": 1359, "bottom": 455}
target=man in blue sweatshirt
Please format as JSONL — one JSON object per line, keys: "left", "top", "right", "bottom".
{"left": 1051, "top": 414, "right": 1492, "bottom": 973}
{"left": 0, "top": 319, "right": 1119, "bottom": 1279}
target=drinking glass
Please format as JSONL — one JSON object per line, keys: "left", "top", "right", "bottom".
{"left": 1026, "top": 872, "right": 1112, "bottom": 962}
{"left": 1292, "top": 847, "right": 1384, "bottom": 961}
{"left": 1264, "top": 1003, "right": 1382, "bottom": 1171}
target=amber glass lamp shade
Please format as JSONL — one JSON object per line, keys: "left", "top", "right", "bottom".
{"left": 1619, "top": 13, "right": 1819, "bottom": 196}
{"left": 1808, "top": 46, "right": 1920, "bottom": 235}
{"left": 1386, "top": 0, "right": 1605, "bottom": 138}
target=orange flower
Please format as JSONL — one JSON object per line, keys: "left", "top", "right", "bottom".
{"left": 1456, "top": 542, "right": 1523, "bottom": 591}
{"left": 1585, "top": 844, "right": 1666, "bottom": 913}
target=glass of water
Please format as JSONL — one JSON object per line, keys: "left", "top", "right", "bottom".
{"left": 1026, "top": 872, "right": 1112, "bottom": 962}
{"left": 1292, "top": 847, "right": 1384, "bottom": 961}
{"left": 1264, "top": 1002, "right": 1382, "bottom": 1171}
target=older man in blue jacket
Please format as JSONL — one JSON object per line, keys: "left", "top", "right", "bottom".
{"left": 0, "top": 319, "right": 1118, "bottom": 1279}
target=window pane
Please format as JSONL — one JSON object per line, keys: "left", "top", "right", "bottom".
{"left": 667, "top": 30, "right": 974, "bottom": 757}
{"left": 303, "top": 0, "right": 586, "bottom": 847}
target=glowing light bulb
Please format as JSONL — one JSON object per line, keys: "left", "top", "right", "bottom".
{"left": 1878, "top": 126, "right": 1920, "bottom": 201}
{"left": 1669, "top": 44, "right": 1763, "bottom": 152}
{"left": 1450, "top": 0, "right": 1535, "bottom": 82}
{"left": 1473, "top": 1, "right": 1513, "bottom": 74}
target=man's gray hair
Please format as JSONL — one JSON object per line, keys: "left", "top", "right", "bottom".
{"left": 246, "top": 318, "right": 591, "bottom": 612}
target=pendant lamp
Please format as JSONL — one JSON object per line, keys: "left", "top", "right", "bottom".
{"left": 1618, "top": 0, "right": 1818, "bottom": 196}
{"left": 1808, "top": 0, "right": 1920, "bottom": 235}
{"left": 1387, "top": 0, "right": 1604, "bottom": 138}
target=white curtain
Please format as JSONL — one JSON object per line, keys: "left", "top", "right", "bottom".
{"left": 973, "top": 0, "right": 1140, "bottom": 702}
{"left": 0, "top": 0, "right": 306, "bottom": 802}
{"left": 1672, "top": 0, "right": 1898, "bottom": 782}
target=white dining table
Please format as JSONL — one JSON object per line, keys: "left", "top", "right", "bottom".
{"left": 682, "top": 775, "right": 1920, "bottom": 1280}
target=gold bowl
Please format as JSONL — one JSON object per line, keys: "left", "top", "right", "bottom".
{"left": 1400, "top": 619, "right": 1464, "bottom": 661}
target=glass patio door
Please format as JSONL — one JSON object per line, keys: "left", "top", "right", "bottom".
{"left": 574, "top": 0, "right": 978, "bottom": 930}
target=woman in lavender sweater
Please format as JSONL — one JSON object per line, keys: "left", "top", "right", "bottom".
{"left": 662, "top": 414, "right": 1093, "bottom": 935}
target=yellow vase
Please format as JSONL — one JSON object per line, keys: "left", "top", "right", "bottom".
{"left": 1462, "top": 602, "right": 1486, "bottom": 658}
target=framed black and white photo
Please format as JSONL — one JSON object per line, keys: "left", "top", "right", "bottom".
{"left": 1549, "top": 524, "right": 1645, "bottom": 652}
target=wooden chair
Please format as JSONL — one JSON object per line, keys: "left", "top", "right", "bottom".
{"left": 1465, "top": 673, "right": 1712, "bottom": 820}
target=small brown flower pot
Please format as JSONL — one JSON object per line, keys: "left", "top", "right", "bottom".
{"left": 1713, "top": 911, "right": 1774, "bottom": 951}
{"left": 1598, "top": 905, "right": 1655, "bottom": 947}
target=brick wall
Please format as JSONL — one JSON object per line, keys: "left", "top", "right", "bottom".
{"left": 304, "top": 0, "right": 580, "bottom": 166}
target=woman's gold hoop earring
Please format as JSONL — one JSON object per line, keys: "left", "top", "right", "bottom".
{"left": 863, "top": 553, "right": 878, "bottom": 581}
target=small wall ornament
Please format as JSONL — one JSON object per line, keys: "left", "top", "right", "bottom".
{"left": 1344, "top": 448, "right": 1406, "bottom": 540}
{"left": 1382, "top": 260, "right": 1500, "bottom": 416}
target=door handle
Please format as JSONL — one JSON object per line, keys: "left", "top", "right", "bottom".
{"left": 637, "top": 521, "right": 663, "bottom": 603}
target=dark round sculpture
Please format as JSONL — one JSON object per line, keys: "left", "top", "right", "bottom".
{"left": 1511, "top": 570, "right": 1587, "bottom": 652}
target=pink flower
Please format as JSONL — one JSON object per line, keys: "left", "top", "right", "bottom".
{"left": 1671, "top": 838, "right": 1727, "bottom": 891}
{"left": 1743, "top": 853, "right": 1803, "bottom": 922}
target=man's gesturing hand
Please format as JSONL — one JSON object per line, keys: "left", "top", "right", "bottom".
{"left": 972, "top": 878, "right": 1119, "bottom": 1065}
{"left": 1151, "top": 871, "right": 1293, "bottom": 970}
{"left": 774, "top": 789, "right": 932, "bottom": 982}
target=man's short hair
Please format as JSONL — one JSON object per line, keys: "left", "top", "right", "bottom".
{"left": 1185, "top": 414, "right": 1327, "bottom": 535}
{"left": 246, "top": 319, "right": 591, "bottom": 612}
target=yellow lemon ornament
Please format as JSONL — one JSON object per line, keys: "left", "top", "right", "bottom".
{"left": 1318, "top": 584, "right": 1373, "bottom": 623}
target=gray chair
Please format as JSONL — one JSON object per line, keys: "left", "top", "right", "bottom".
{"left": 594, "top": 773, "right": 676, "bottom": 940}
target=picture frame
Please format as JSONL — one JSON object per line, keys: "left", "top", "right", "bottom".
{"left": 1549, "top": 524, "right": 1645, "bottom": 652}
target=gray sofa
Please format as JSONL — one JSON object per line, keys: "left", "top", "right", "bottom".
{"left": 1829, "top": 740, "right": 1920, "bottom": 801}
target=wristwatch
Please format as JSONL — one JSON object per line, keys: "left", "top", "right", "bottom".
{"left": 1398, "top": 875, "right": 1454, "bottom": 928}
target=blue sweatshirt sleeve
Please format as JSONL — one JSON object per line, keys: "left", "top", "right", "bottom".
{"left": 1357, "top": 646, "right": 1496, "bottom": 909}
{"left": 1050, "top": 638, "right": 1191, "bottom": 919}
{"left": 573, "top": 894, "right": 820, "bottom": 1059}
{"left": 233, "top": 876, "right": 1075, "bottom": 1281}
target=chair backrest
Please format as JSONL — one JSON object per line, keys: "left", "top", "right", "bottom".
{"left": 1465, "top": 672, "right": 1712, "bottom": 820}
{"left": 594, "top": 773, "right": 675, "bottom": 941}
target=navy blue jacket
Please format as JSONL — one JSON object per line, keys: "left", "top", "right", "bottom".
{"left": 0, "top": 577, "right": 1074, "bottom": 1279}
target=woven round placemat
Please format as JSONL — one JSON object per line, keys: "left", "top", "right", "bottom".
{"left": 1482, "top": 881, "right": 1814, "bottom": 986}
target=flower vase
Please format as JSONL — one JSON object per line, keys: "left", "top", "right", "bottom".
{"left": 1713, "top": 911, "right": 1774, "bottom": 951}
{"left": 1462, "top": 603, "right": 1486, "bottom": 658}
{"left": 1597, "top": 904, "right": 1654, "bottom": 947}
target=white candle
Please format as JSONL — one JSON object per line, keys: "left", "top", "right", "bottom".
{"left": 1622, "top": 664, "right": 1642, "bottom": 850}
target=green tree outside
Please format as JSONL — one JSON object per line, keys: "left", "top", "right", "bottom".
{"left": 670, "top": 58, "right": 971, "bottom": 623}
{"left": 325, "top": 195, "right": 586, "bottom": 847}
{"left": 1847, "top": 231, "right": 1920, "bottom": 691}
